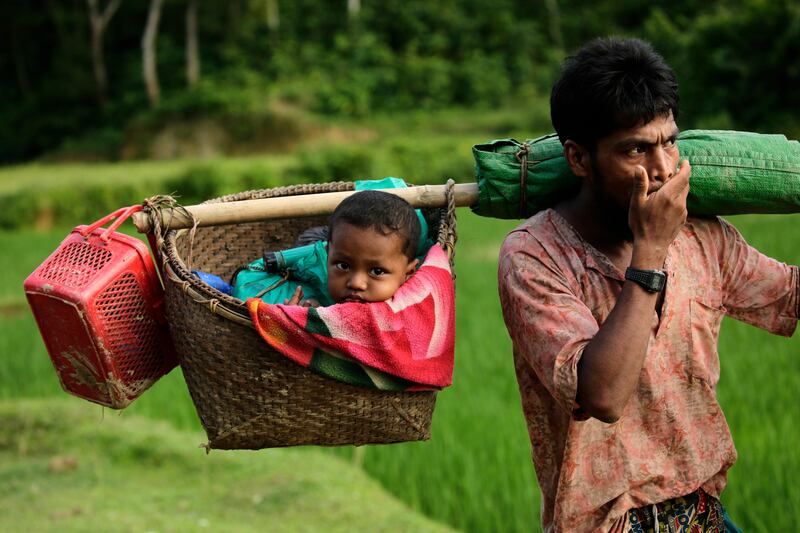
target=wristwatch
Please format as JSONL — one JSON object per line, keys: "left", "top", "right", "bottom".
{"left": 625, "top": 267, "right": 667, "bottom": 293}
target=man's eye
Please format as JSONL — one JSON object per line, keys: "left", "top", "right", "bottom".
{"left": 664, "top": 138, "right": 677, "bottom": 148}
{"left": 627, "top": 146, "right": 645, "bottom": 156}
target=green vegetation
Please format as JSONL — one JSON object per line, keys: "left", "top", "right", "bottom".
{"left": 4, "top": 207, "right": 800, "bottom": 532}
{"left": 0, "top": 399, "right": 453, "bottom": 533}
{"left": 3, "top": 1, "right": 798, "bottom": 163}
{"left": 0, "top": 105, "right": 550, "bottom": 231}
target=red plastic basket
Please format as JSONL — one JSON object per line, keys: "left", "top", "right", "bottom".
{"left": 23, "top": 206, "right": 177, "bottom": 408}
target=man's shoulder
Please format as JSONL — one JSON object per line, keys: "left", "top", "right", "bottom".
{"left": 499, "top": 209, "right": 577, "bottom": 278}
{"left": 686, "top": 214, "right": 724, "bottom": 229}
{"left": 683, "top": 215, "right": 735, "bottom": 243}
{"left": 500, "top": 209, "right": 564, "bottom": 254}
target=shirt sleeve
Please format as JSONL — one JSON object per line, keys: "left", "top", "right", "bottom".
{"left": 498, "top": 230, "right": 599, "bottom": 418}
{"left": 714, "top": 217, "right": 799, "bottom": 336}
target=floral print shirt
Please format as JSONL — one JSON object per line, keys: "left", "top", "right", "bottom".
{"left": 497, "top": 209, "right": 798, "bottom": 532}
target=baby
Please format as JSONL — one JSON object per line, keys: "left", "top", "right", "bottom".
{"left": 286, "top": 190, "right": 421, "bottom": 305}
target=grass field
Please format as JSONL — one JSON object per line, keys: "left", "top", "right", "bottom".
{"left": 0, "top": 399, "right": 452, "bottom": 533}
{"left": 0, "top": 105, "right": 550, "bottom": 200}
{"left": 3, "top": 208, "right": 800, "bottom": 532}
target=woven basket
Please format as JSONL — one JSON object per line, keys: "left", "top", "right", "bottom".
{"left": 157, "top": 181, "right": 457, "bottom": 449}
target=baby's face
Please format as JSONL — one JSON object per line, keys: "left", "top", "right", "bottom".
{"left": 327, "top": 222, "right": 418, "bottom": 303}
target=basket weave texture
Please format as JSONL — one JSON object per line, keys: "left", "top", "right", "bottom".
{"left": 158, "top": 181, "right": 457, "bottom": 449}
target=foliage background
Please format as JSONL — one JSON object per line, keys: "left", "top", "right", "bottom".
{"left": 2, "top": 0, "right": 799, "bottom": 163}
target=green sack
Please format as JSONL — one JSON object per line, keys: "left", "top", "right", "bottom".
{"left": 232, "top": 240, "right": 335, "bottom": 306}
{"left": 472, "top": 130, "right": 800, "bottom": 219}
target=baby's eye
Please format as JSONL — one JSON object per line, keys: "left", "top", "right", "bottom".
{"left": 370, "top": 267, "right": 387, "bottom": 277}
{"left": 334, "top": 262, "right": 349, "bottom": 271}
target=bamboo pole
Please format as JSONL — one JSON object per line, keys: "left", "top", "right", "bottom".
{"left": 132, "top": 182, "right": 480, "bottom": 233}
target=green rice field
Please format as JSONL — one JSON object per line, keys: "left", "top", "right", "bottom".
{"left": 2, "top": 208, "right": 799, "bottom": 532}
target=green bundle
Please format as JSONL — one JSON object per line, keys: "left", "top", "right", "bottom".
{"left": 472, "top": 130, "right": 800, "bottom": 219}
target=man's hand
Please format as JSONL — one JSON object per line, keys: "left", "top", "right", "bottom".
{"left": 628, "top": 159, "right": 691, "bottom": 268}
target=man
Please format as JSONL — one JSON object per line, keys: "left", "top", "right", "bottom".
{"left": 498, "top": 37, "right": 797, "bottom": 532}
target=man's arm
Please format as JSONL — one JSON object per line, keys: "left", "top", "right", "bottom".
{"left": 716, "top": 217, "right": 799, "bottom": 335}
{"left": 576, "top": 162, "right": 690, "bottom": 423}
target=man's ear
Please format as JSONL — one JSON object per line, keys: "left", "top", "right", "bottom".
{"left": 564, "top": 140, "right": 591, "bottom": 178}
{"left": 405, "top": 258, "right": 419, "bottom": 280}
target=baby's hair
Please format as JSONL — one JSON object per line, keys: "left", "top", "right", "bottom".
{"left": 328, "top": 190, "right": 421, "bottom": 260}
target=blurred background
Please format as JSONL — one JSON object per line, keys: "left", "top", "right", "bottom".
{"left": 4, "top": 0, "right": 800, "bottom": 163}
{"left": 1, "top": 1, "right": 799, "bottom": 532}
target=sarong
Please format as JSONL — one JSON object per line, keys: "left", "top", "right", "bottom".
{"left": 626, "top": 489, "right": 736, "bottom": 533}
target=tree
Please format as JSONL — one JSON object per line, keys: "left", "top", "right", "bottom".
{"left": 347, "top": 0, "right": 360, "bottom": 18}
{"left": 265, "top": 0, "right": 280, "bottom": 48}
{"left": 542, "top": 0, "right": 564, "bottom": 52}
{"left": 87, "top": 0, "right": 121, "bottom": 108}
{"left": 347, "top": 0, "right": 361, "bottom": 40}
{"left": 142, "top": 0, "right": 163, "bottom": 107}
{"left": 8, "top": 19, "right": 31, "bottom": 97}
{"left": 185, "top": 0, "right": 200, "bottom": 87}
{"left": 265, "top": 0, "right": 280, "bottom": 34}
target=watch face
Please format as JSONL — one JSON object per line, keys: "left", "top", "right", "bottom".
{"left": 650, "top": 271, "right": 667, "bottom": 291}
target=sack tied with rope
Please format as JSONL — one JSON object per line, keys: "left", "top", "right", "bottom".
{"left": 473, "top": 129, "right": 800, "bottom": 219}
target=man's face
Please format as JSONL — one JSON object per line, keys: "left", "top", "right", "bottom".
{"left": 327, "top": 222, "right": 418, "bottom": 303}
{"left": 587, "top": 111, "right": 680, "bottom": 216}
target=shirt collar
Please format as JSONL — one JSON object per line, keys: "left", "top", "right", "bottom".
{"left": 544, "top": 208, "right": 626, "bottom": 282}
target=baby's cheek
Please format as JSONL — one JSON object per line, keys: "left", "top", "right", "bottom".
{"left": 327, "top": 278, "right": 343, "bottom": 300}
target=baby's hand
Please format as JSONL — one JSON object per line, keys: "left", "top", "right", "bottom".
{"left": 284, "top": 286, "right": 304, "bottom": 305}
{"left": 283, "top": 287, "right": 320, "bottom": 308}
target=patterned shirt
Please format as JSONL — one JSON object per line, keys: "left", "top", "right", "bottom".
{"left": 497, "top": 209, "right": 798, "bottom": 532}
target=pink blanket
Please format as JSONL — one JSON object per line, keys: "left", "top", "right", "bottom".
{"left": 247, "top": 245, "right": 455, "bottom": 390}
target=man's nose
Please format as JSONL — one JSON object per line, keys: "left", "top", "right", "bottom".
{"left": 648, "top": 146, "right": 675, "bottom": 183}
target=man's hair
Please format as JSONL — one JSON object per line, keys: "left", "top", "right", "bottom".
{"left": 328, "top": 190, "right": 421, "bottom": 260}
{"left": 550, "top": 37, "right": 679, "bottom": 150}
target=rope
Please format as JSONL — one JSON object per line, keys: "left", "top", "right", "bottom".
{"left": 254, "top": 271, "right": 290, "bottom": 299}
{"left": 142, "top": 195, "right": 170, "bottom": 274}
{"left": 515, "top": 143, "right": 530, "bottom": 218}
{"left": 142, "top": 195, "right": 199, "bottom": 270}
{"left": 442, "top": 179, "right": 457, "bottom": 275}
